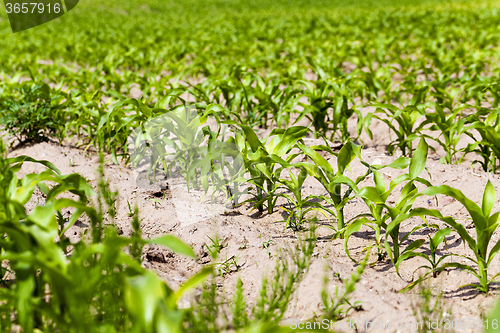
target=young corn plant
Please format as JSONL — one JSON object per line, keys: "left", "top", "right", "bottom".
{"left": 422, "top": 105, "right": 472, "bottom": 164}
{"left": 296, "top": 80, "right": 358, "bottom": 143}
{"left": 406, "top": 180, "right": 500, "bottom": 293}
{"left": 370, "top": 87, "right": 430, "bottom": 157}
{"left": 429, "top": 73, "right": 457, "bottom": 110}
{"left": 295, "top": 80, "right": 333, "bottom": 139}
{"left": 276, "top": 167, "right": 328, "bottom": 230}
{"left": 462, "top": 109, "right": 500, "bottom": 172}
{"left": 344, "top": 138, "right": 431, "bottom": 262}
{"left": 235, "top": 125, "right": 310, "bottom": 215}
{"left": 297, "top": 140, "right": 368, "bottom": 233}
{"left": 398, "top": 227, "right": 454, "bottom": 292}
{"left": 129, "top": 105, "right": 210, "bottom": 187}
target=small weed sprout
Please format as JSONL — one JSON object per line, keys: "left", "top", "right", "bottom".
{"left": 411, "top": 278, "right": 452, "bottom": 333}
{"left": 262, "top": 237, "right": 276, "bottom": 258}
{"left": 215, "top": 255, "right": 241, "bottom": 276}
{"left": 148, "top": 197, "right": 162, "bottom": 209}
{"left": 206, "top": 235, "right": 225, "bottom": 259}
{"left": 239, "top": 236, "right": 249, "bottom": 249}
{"left": 320, "top": 248, "right": 368, "bottom": 321}
{"left": 126, "top": 200, "right": 134, "bottom": 217}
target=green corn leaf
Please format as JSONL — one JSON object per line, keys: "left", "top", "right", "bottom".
{"left": 402, "top": 239, "right": 426, "bottom": 255}
{"left": 173, "top": 266, "right": 213, "bottom": 302}
{"left": 408, "top": 87, "right": 429, "bottom": 106}
{"left": 357, "top": 186, "right": 385, "bottom": 204}
{"left": 385, "top": 212, "right": 409, "bottom": 237}
{"left": 338, "top": 141, "right": 360, "bottom": 174}
{"left": 27, "top": 204, "right": 58, "bottom": 231}
{"left": 382, "top": 156, "right": 410, "bottom": 169}
{"left": 487, "top": 238, "right": 500, "bottom": 266}
{"left": 395, "top": 251, "right": 428, "bottom": 278}
{"left": 125, "top": 270, "right": 168, "bottom": 330}
{"left": 419, "top": 186, "right": 486, "bottom": 232}
{"left": 399, "top": 274, "right": 428, "bottom": 293}
{"left": 268, "top": 126, "right": 308, "bottom": 156}
{"left": 482, "top": 180, "right": 496, "bottom": 217}
{"left": 147, "top": 235, "right": 196, "bottom": 259}
{"left": 373, "top": 170, "right": 385, "bottom": 194}
{"left": 409, "top": 137, "right": 428, "bottom": 179}
{"left": 241, "top": 125, "right": 264, "bottom": 152}
{"left": 410, "top": 208, "right": 477, "bottom": 251}
{"left": 297, "top": 143, "right": 334, "bottom": 177}
{"left": 7, "top": 155, "right": 61, "bottom": 175}
{"left": 430, "top": 228, "right": 452, "bottom": 250}
{"left": 343, "top": 217, "right": 370, "bottom": 263}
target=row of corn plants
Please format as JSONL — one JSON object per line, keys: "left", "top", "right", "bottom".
{"left": 114, "top": 94, "right": 500, "bottom": 294}
{"left": 3, "top": 76, "right": 500, "bottom": 170}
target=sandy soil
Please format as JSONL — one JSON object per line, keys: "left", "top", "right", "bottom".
{"left": 6, "top": 112, "right": 500, "bottom": 333}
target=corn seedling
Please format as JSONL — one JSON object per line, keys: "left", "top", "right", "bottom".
{"left": 462, "top": 109, "right": 500, "bottom": 172}
{"left": 298, "top": 140, "right": 367, "bottom": 232}
{"left": 398, "top": 227, "right": 454, "bottom": 292}
{"left": 422, "top": 105, "right": 472, "bottom": 164}
{"left": 345, "top": 138, "right": 431, "bottom": 262}
{"left": 276, "top": 167, "right": 328, "bottom": 230}
{"left": 370, "top": 87, "right": 430, "bottom": 157}
{"left": 399, "top": 180, "right": 500, "bottom": 293}
{"left": 296, "top": 79, "right": 358, "bottom": 143}
{"left": 236, "top": 125, "right": 309, "bottom": 214}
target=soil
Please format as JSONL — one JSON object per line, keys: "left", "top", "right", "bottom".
{"left": 7, "top": 110, "right": 500, "bottom": 333}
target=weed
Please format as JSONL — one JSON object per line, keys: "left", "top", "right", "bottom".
{"left": 262, "top": 237, "right": 276, "bottom": 258}
{"left": 320, "top": 248, "right": 368, "bottom": 321}
{"left": 148, "top": 197, "right": 162, "bottom": 209}
{"left": 252, "top": 227, "right": 316, "bottom": 323}
{"left": 185, "top": 227, "right": 316, "bottom": 332}
{"left": 239, "top": 236, "right": 249, "bottom": 250}
{"left": 126, "top": 199, "right": 135, "bottom": 217}
{"left": 206, "top": 235, "right": 225, "bottom": 259}
{"left": 411, "top": 278, "right": 452, "bottom": 333}
{"left": 215, "top": 255, "right": 241, "bottom": 276}
{"left": 0, "top": 81, "right": 69, "bottom": 144}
